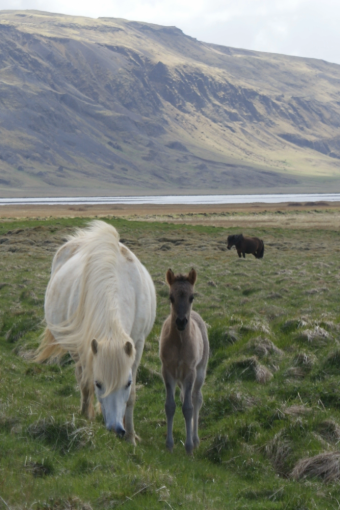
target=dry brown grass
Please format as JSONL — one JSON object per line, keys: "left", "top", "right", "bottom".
{"left": 291, "top": 452, "right": 340, "bottom": 482}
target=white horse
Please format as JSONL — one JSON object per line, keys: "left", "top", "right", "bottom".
{"left": 36, "top": 220, "right": 156, "bottom": 444}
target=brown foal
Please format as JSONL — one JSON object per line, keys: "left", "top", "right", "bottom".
{"left": 159, "top": 268, "right": 209, "bottom": 454}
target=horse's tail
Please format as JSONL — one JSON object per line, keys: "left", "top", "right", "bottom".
{"left": 256, "top": 240, "right": 265, "bottom": 259}
{"left": 35, "top": 327, "right": 66, "bottom": 363}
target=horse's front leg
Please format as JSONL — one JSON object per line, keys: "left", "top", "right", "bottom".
{"left": 163, "top": 369, "right": 177, "bottom": 452}
{"left": 76, "top": 363, "right": 94, "bottom": 419}
{"left": 237, "top": 250, "right": 242, "bottom": 258}
{"left": 182, "top": 371, "right": 195, "bottom": 454}
{"left": 125, "top": 338, "right": 144, "bottom": 445}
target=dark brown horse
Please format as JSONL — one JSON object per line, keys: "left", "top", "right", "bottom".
{"left": 227, "top": 234, "right": 264, "bottom": 259}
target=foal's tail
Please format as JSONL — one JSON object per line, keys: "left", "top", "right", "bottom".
{"left": 35, "top": 327, "right": 66, "bottom": 363}
{"left": 256, "top": 240, "right": 265, "bottom": 259}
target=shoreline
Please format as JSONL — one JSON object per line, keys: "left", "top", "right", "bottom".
{"left": 0, "top": 200, "right": 340, "bottom": 219}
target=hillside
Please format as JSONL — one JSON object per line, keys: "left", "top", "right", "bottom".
{"left": 0, "top": 10, "right": 340, "bottom": 196}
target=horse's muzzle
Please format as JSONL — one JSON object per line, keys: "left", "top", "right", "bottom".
{"left": 176, "top": 317, "right": 188, "bottom": 331}
{"left": 115, "top": 425, "right": 126, "bottom": 437}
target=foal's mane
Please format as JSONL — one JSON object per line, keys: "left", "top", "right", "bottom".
{"left": 44, "top": 220, "right": 135, "bottom": 392}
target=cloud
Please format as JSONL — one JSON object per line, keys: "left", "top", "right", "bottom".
{"left": 0, "top": 0, "right": 340, "bottom": 64}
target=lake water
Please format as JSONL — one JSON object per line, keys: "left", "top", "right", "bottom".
{"left": 0, "top": 193, "right": 339, "bottom": 206}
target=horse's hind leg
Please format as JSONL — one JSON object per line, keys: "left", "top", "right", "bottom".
{"left": 192, "top": 369, "right": 204, "bottom": 449}
{"left": 163, "top": 369, "right": 177, "bottom": 452}
{"left": 182, "top": 371, "right": 195, "bottom": 455}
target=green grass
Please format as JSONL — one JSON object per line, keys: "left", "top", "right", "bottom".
{"left": 1, "top": 215, "right": 340, "bottom": 509}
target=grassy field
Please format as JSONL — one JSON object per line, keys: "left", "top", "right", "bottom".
{"left": 1, "top": 213, "right": 340, "bottom": 509}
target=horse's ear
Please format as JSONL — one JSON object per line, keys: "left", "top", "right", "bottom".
{"left": 166, "top": 268, "right": 175, "bottom": 286}
{"left": 91, "top": 339, "right": 98, "bottom": 355}
{"left": 124, "top": 341, "right": 134, "bottom": 357}
{"left": 187, "top": 268, "right": 197, "bottom": 285}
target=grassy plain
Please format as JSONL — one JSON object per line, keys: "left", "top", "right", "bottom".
{"left": 0, "top": 207, "right": 340, "bottom": 509}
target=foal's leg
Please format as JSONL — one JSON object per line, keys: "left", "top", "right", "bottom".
{"left": 182, "top": 371, "right": 195, "bottom": 454}
{"left": 192, "top": 368, "right": 205, "bottom": 449}
{"left": 125, "top": 338, "right": 144, "bottom": 445}
{"left": 163, "top": 369, "right": 177, "bottom": 452}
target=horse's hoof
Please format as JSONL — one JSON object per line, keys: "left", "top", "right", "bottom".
{"left": 166, "top": 441, "right": 174, "bottom": 452}
{"left": 125, "top": 433, "right": 137, "bottom": 446}
{"left": 185, "top": 443, "right": 194, "bottom": 455}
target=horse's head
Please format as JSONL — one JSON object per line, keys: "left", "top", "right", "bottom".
{"left": 91, "top": 338, "right": 135, "bottom": 436}
{"left": 227, "top": 234, "right": 243, "bottom": 249}
{"left": 166, "top": 268, "right": 196, "bottom": 332}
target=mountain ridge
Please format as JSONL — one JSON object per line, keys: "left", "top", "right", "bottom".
{"left": 0, "top": 10, "right": 339, "bottom": 196}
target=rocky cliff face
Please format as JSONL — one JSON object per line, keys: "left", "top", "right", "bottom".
{"left": 0, "top": 10, "right": 339, "bottom": 196}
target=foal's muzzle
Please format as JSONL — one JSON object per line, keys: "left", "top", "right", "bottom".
{"left": 176, "top": 317, "right": 188, "bottom": 331}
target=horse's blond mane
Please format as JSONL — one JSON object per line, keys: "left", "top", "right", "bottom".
{"left": 42, "top": 220, "right": 135, "bottom": 392}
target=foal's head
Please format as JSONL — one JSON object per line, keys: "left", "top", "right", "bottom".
{"left": 166, "top": 268, "right": 197, "bottom": 331}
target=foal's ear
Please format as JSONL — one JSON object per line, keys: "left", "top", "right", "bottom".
{"left": 124, "top": 341, "right": 134, "bottom": 357}
{"left": 91, "top": 339, "right": 98, "bottom": 355}
{"left": 187, "top": 268, "right": 197, "bottom": 285}
{"left": 166, "top": 268, "right": 175, "bottom": 286}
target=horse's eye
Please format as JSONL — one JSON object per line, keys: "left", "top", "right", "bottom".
{"left": 169, "top": 295, "right": 174, "bottom": 303}
{"left": 126, "top": 380, "right": 132, "bottom": 388}
{"left": 95, "top": 381, "right": 102, "bottom": 390}
{"left": 189, "top": 295, "right": 194, "bottom": 303}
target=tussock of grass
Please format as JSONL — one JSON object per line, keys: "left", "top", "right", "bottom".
{"left": 281, "top": 318, "right": 307, "bottom": 332}
{"left": 284, "top": 367, "right": 308, "bottom": 379}
{"left": 203, "top": 390, "right": 257, "bottom": 420}
{"left": 293, "top": 352, "right": 316, "bottom": 369}
{"left": 316, "top": 420, "right": 340, "bottom": 444}
{"left": 226, "top": 356, "right": 273, "bottom": 384}
{"left": 265, "top": 431, "right": 293, "bottom": 476}
{"left": 291, "top": 452, "right": 340, "bottom": 482}
{"left": 240, "top": 320, "right": 271, "bottom": 335}
{"left": 283, "top": 405, "right": 312, "bottom": 417}
{"left": 296, "top": 326, "right": 332, "bottom": 345}
{"left": 246, "top": 337, "right": 284, "bottom": 358}
{"left": 323, "top": 349, "right": 340, "bottom": 374}
{"left": 27, "top": 417, "right": 95, "bottom": 453}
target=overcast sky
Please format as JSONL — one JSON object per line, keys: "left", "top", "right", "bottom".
{"left": 1, "top": 0, "right": 340, "bottom": 65}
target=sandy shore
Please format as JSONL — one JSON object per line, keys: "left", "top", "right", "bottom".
{"left": 1, "top": 200, "right": 340, "bottom": 229}
{"left": 0, "top": 200, "right": 339, "bottom": 218}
